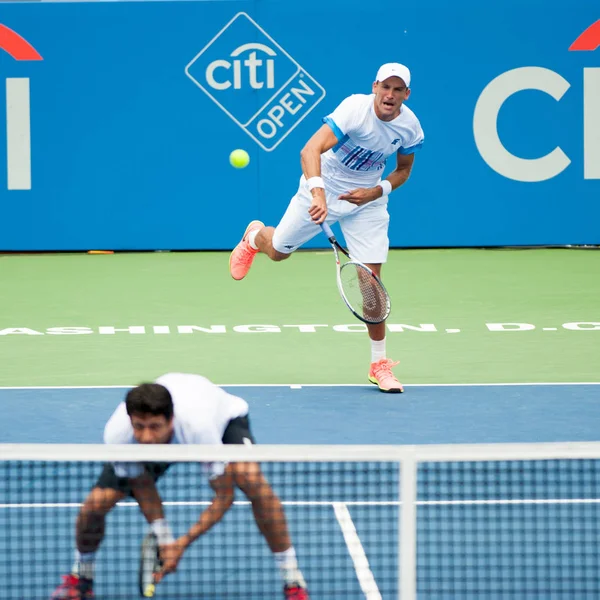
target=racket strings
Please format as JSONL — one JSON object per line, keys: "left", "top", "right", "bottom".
{"left": 340, "top": 262, "right": 389, "bottom": 323}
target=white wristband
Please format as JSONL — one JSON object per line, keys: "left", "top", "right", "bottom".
{"left": 306, "top": 176, "right": 325, "bottom": 191}
{"left": 151, "top": 518, "right": 175, "bottom": 545}
{"left": 378, "top": 179, "right": 392, "bottom": 197}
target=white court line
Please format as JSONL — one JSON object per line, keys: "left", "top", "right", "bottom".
{"left": 0, "top": 382, "right": 599, "bottom": 390}
{"left": 2, "top": 498, "right": 600, "bottom": 509}
{"left": 333, "top": 502, "right": 382, "bottom": 600}
{"left": 2, "top": 500, "right": 390, "bottom": 509}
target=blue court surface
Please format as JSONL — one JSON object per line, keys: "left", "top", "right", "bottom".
{"left": 1, "top": 384, "right": 600, "bottom": 599}
{"left": 1, "top": 383, "right": 599, "bottom": 444}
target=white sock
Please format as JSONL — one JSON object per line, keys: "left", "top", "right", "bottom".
{"left": 371, "top": 338, "right": 386, "bottom": 363}
{"left": 273, "top": 546, "right": 306, "bottom": 588}
{"left": 248, "top": 229, "right": 259, "bottom": 250}
{"left": 73, "top": 550, "right": 95, "bottom": 580}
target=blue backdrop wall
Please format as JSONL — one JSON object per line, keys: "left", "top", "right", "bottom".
{"left": 0, "top": 1, "right": 599, "bottom": 250}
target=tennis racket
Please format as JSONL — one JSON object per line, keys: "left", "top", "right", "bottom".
{"left": 139, "top": 532, "right": 162, "bottom": 598}
{"left": 320, "top": 222, "right": 391, "bottom": 324}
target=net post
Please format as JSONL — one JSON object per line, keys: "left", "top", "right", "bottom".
{"left": 399, "top": 452, "right": 417, "bottom": 600}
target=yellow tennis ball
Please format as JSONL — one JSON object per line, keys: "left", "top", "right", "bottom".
{"left": 229, "top": 149, "right": 250, "bottom": 169}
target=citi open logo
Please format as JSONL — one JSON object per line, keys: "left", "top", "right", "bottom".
{"left": 0, "top": 24, "right": 43, "bottom": 190}
{"left": 185, "top": 12, "right": 326, "bottom": 151}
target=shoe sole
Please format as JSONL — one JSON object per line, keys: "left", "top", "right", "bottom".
{"left": 368, "top": 375, "right": 404, "bottom": 393}
{"left": 50, "top": 589, "right": 94, "bottom": 600}
{"left": 229, "top": 220, "right": 264, "bottom": 280}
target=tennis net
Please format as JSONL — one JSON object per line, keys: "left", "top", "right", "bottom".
{"left": 1, "top": 443, "right": 599, "bottom": 599}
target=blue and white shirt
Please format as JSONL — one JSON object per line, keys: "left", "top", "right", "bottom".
{"left": 321, "top": 93, "right": 424, "bottom": 196}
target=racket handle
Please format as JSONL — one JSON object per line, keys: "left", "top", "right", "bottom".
{"left": 320, "top": 222, "right": 335, "bottom": 240}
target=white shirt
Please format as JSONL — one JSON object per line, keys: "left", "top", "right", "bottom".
{"left": 321, "top": 93, "right": 424, "bottom": 197}
{"left": 104, "top": 372, "right": 249, "bottom": 478}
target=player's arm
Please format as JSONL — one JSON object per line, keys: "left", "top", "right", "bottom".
{"left": 182, "top": 468, "right": 235, "bottom": 544}
{"left": 129, "top": 472, "right": 166, "bottom": 524}
{"left": 382, "top": 152, "right": 415, "bottom": 194}
{"left": 154, "top": 467, "right": 235, "bottom": 581}
{"left": 300, "top": 124, "right": 339, "bottom": 224}
{"left": 300, "top": 124, "right": 339, "bottom": 178}
{"left": 375, "top": 152, "right": 415, "bottom": 198}
{"left": 129, "top": 471, "right": 177, "bottom": 554}
{"left": 340, "top": 152, "right": 416, "bottom": 206}
{"left": 129, "top": 469, "right": 185, "bottom": 583}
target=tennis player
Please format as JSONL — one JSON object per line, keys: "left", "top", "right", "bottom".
{"left": 50, "top": 373, "right": 310, "bottom": 600}
{"left": 229, "top": 63, "right": 424, "bottom": 393}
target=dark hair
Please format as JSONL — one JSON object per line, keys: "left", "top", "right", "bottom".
{"left": 125, "top": 383, "right": 174, "bottom": 420}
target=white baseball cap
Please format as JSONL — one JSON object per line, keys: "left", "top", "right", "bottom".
{"left": 375, "top": 63, "right": 411, "bottom": 88}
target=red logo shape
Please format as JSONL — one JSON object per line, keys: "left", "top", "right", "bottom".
{"left": 0, "top": 24, "right": 42, "bottom": 60}
{"left": 569, "top": 19, "right": 600, "bottom": 51}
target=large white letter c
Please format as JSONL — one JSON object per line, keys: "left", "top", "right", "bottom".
{"left": 473, "top": 67, "right": 571, "bottom": 182}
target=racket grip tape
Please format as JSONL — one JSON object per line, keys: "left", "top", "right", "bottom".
{"left": 320, "top": 222, "right": 335, "bottom": 240}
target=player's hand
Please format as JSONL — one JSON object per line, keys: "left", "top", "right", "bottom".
{"left": 308, "top": 191, "right": 327, "bottom": 224}
{"left": 154, "top": 540, "right": 186, "bottom": 582}
{"left": 339, "top": 187, "right": 381, "bottom": 205}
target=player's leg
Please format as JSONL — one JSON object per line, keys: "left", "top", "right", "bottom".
{"left": 51, "top": 462, "right": 171, "bottom": 600}
{"left": 229, "top": 180, "right": 324, "bottom": 280}
{"left": 340, "top": 204, "right": 403, "bottom": 392}
{"left": 232, "top": 461, "right": 291, "bottom": 552}
{"left": 222, "top": 416, "right": 309, "bottom": 599}
{"left": 232, "top": 462, "right": 309, "bottom": 599}
{"left": 50, "top": 465, "right": 126, "bottom": 599}
{"left": 254, "top": 226, "right": 288, "bottom": 261}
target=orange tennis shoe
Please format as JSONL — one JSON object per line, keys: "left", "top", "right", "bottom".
{"left": 229, "top": 220, "right": 264, "bottom": 281}
{"left": 368, "top": 358, "right": 404, "bottom": 393}
{"left": 50, "top": 574, "right": 94, "bottom": 599}
{"left": 283, "top": 583, "right": 310, "bottom": 600}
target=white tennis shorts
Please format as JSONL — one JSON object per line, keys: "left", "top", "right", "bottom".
{"left": 272, "top": 177, "right": 391, "bottom": 264}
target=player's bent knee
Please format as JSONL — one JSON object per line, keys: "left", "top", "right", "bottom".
{"left": 260, "top": 239, "right": 291, "bottom": 262}
{"left": 271, "top": 250, "right": 291, "bottom": 262}
{"left": 81, "top": 487, "right": 125, "bottom": 515}
{"left": 232, "top": 463, "right": 270, "bottom": 496}
{"left": 232, "top": 461, "right": 262, "bottom": 481}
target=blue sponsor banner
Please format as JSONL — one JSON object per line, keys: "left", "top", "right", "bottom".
{"left": 0, "top": 1, "right": 598, "bottom": 250}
